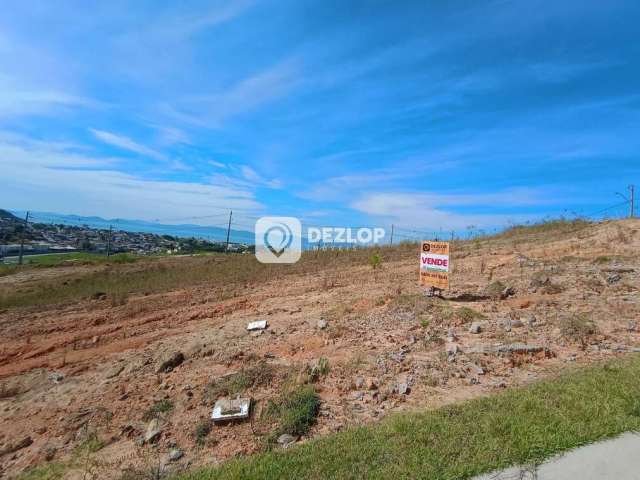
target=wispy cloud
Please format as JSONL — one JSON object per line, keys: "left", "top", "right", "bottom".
{"left": 209, "top": 164, "right": 283, "bottom": 190}
{"left": 169, "top": 60, "right": 299, "bottom": 127}
{"left": 0, "top": 134, "right": 263, "bottom": 221}
{"left": 90, "top": 128, "right": 165, "bottom": 161}
{"left": 0, "top": 74, "right": 96, "bottom": 119}
{"left": 350, "top": 189, "right": 556, "bottom": 230}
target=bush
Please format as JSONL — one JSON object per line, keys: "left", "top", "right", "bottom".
{"left": 194, "top": 420, "right": 212, "bottom": 447}
{"left": 265, "top": 386, "right": 321, "bottom": 438}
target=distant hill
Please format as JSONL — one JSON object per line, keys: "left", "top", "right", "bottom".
{"left": 7, "top": 210, "right": 255, "bottom": 245}
{"left": 0, "top": 209, "right": 20, "bottom": 222}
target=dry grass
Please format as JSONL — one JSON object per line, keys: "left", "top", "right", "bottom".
{"left": 203, "top": 362, "right": 277, "bottom": 405}
{"left": 0, "top": 244, "right": 421, "bottom": 310}
{"left": 558, "top": 313, "right": 598, "bottom": 348}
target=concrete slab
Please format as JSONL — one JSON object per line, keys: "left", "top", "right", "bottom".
{"left": 474, "top": 432, "right": 640, "bottom": 480}
{"left": 211, "top": 397, "right": 251, "bottom": 423}
{"left": 247, "top": 320, "right": 267, "bottom": 331}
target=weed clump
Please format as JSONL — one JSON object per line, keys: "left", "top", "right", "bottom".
{"left": 558, "top": 313, "right": 597, "bottom": 348}
{"left": 486, "top": 280, "right": 506, "bottom": 299}
{"left": 264, "top": 385, "right": 320, "bottom": 440}
{"left": 194, "top": 420, "right": 212, "bottom": 447}
{"left": 142, "top": 399, "right": 173, "bottom": 422}
{"left": 455, "top": 307, "right": 486, "bottom": 323}
{"left": 203, "top": 362, "right": 276, "bottom": 404}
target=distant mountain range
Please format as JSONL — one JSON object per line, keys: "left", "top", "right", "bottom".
{"left": 8, "top": 210, "right": 255, "bottom": 245}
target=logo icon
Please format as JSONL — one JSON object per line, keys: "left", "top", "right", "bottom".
{"left": 255, "top": 217, "right": 302, "bottom": 263}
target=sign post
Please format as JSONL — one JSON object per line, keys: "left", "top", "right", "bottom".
{"left": 420, "top": 240, "right": 450, "bottom": 295}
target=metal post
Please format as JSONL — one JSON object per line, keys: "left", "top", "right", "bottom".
{"left": 630, "top": 185, "right": 635, "bottom": 218}
{"left": 225, "top": 210, "right": 233, "bottom": 251}
{"left": 390, "top": 224, "right": 394, "bottom": 245}
{"left": 106, "top": 225, "right": 112, "bottom": 257}
{"left": 18, "top": 211, "right": 29, "bottom": 265}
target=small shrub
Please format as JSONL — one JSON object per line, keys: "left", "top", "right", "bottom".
{"left": 142, "top": 399, "right": 173, "bottom": 421}
{"left": 486, "top": 280, "right": 506, "bottom": 299}
{"left": 370, "top": 254, "right": 382, "bottom": 270}
{"left": 455, "top": 307, "right": 485, "bottom": 323}
{"left": 264, "top": 385, "right": 320, "bottom": 439}
{"left": 558, "top": 313, "right": 597, "bottom": 347}
{"left": 420, "top": 317, "right": 430, "bottom": 328}
{"left": 422, "top": 372, "right": 440, "bottom": 387}
{"left": 541, "top": 283, "right": 564, "bottom": 295}
{"left": 315, "top": 357, "right": 330, "bottom": 376}
{"left": 593, "top": 256, "right": 612, "bottom": 264}
{"left": 194, "top": 420, "right": 212, "bottom": 447}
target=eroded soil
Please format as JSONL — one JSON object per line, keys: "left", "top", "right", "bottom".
{"left": 1, "top": 220, "right": 639, "bottom": 478}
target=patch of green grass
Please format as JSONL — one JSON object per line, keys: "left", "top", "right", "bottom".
{"left": 194, "top": 420, "right": 212, "bottom": 447}
{"left": 593, "top": 255, "right": 612, "bottom": 264}
{"left": 142, "top": 399, "right": 173, "bottom": 421}
{"left": 21, "top": 252, "right": 137, "bottom": 267}
{"left": 264, "top": 385, "right": 321, "bottom": 439}
{"left": 176, "top": 355, "right": 640, "bottom": 480}
{"left": 15, "top": 462, "right": 67, "bottom": 480}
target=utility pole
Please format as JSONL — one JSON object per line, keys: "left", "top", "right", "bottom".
{"left": 389, "top": 224, "right": 394, "bottom": 245}
{"left": 106, "top": 225, "right": 112, "bottom": 257}
{"left": 225, "top": 210, "right": 233, "bottom": 251}
{"left": 18, "top": 211, "right": 29, "bottom": 265}
{"left": 630, "top": 185, "right": 635, "bottom": 218}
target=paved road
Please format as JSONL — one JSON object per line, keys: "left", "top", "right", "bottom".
{"left": 474, "top": 432, "right": 640, "bottom": 479}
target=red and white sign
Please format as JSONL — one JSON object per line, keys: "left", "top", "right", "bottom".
{"left": 420, "top": 253, "right": 449, "bottom": 272}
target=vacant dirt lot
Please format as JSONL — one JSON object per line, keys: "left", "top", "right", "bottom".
{"left": 1, "top": 219, "right": 639, "bottom": 479}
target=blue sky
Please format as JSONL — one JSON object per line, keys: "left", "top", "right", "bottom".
{"left": 1, "top": 0, "right": 639, "bottom": 233}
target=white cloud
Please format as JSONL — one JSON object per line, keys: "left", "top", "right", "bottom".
{"left": 0, "top": 74, "right": 96, "bottom": 119}
{"left": 0, "top": 134, "right": 263, "bottom": 222}
{"left": 240, "top": 165, "right": 283, "bottom": 189}
{"left": 90, "top": 128, "right": 165, "bottom": 160}
{"left": 350, "top": 189, "right": 557, "bottom": 230}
